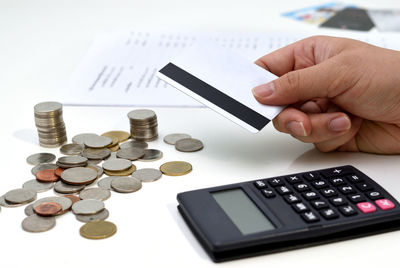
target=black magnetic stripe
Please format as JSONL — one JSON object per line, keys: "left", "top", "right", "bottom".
{"left": 159, "top": 63, "right": 270, "bottom": 131}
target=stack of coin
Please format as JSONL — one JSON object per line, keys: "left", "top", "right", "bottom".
{"left": 127, "top": 109, "right": 158, "bottom": 141}
{"left": 34, "top": 101, "right": 67, "bottom": 147}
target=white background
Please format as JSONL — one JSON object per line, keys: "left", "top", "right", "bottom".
{"left": 1, "top": 0, "right": 400, "bottom": 267}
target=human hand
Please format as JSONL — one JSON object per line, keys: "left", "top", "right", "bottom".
{"left": 252, "top": 36, "right": 400, "bottom": 154}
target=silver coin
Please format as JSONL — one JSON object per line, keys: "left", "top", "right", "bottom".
{"left": 24, "top": 204, "right": 35, "bottom": 216}
{"left": 34, "top": 101, "right": 62, "bottom": 115}
{"left": 119, "top": 140, "right": 148, "bottom": 150}
{"left": 4, "top": 189, "right": 37, "bottom": 204}
{"left": 97, "top": 176, "right": 116, "bottom": 190}
{"left": 82, "top": 147, "right": 111, "bottom": 160}
{"left": 61, "top": 167, "right": 98, "bottom": 185}
{"left": 83, "top": 135, "right": 112, "bottom": 149}
{"left": 138, "top": 149, "right": 163, "bottom": 162}
{"left": 102, "top": 158, "right": 132, "bottom": 172}
{"left": 22, "top": 214, "right": 56, "bottom": 232}
{"left": 175, "top": 138, "right": 204, "bottom": 152}
{"left": 72, "top": 199, "right": 105, "bottom": 215}
{"left": 132, "top": 168, "right": 162, "bottom": 182}
{"left": 163, "top": 133, "right": 191, "bottom": 145}
{"left": 75, "top": 208, "right": 109, "bottom": 223}
{"left": 31, "top": 163, "right": 58, "bottom": 175}
{"left": 23, "top": 179, "right": 54, "bottom": 193}
{"left": 26, "top": 153, "right": 56, "bottom": 165}
{"left": 57, "top": 155, "right": 88, "bottom": 165}
{"left": 110, "top": 176, "right": 142, "bottom": 193}
{"left": 79, "top": 188, "right": 111, "bottom": 201}
{"left": 54, "top": 181, "right": 85, "bottom": 194}
{"left": 0, "top": 195, "right": 23, "bottom": 207}
{"left": 33, "top": 196, "right": 72, "bottom": 212}
{"left": 72, "top": 133, "right": 99, "bottom": 145}
{"left": 87, "top": 164, "right": 104, "bottom": 178}
{"left": 127, "top": 109, "right": 156, "bottom": 121}
{"left": 116, "top": 147, "right": 145, "bottom": 161}
{"left": 87, "top": 159, "right": 102, "bottom": 165}
{"left": 60, "top": 143, "right": 85, "bottom": 155}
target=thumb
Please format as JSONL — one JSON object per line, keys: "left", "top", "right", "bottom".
{"left": 253, "top": 59, "right": 344, "bottom": 105}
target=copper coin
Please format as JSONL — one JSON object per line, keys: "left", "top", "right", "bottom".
{"left": 36, "top": 169, "right": 59, "bottom": 183}
{"left": 54, "top": 167, "right": 64, "bottom": 177}
{"left": 34, "top": 201, "right": 62, "bottom": 216}
{"left": 64, "top": 195, "right": 81, "bottom": 205}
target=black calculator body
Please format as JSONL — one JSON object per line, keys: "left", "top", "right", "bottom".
{"left": 177, "top": 166, "right": 400, "bottom": 262}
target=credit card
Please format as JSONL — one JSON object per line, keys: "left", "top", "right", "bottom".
{"left": 156, "top": 42, "right": 283, "bottom": 133}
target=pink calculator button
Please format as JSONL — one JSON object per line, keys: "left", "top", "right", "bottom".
{"left": 375, "top": 199, "right": 395, "bottom": 210}
{"left": 357, "top": 202, "right": 377, "bottom": 214}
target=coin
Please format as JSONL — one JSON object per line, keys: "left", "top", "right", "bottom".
{"left": 64, "top": 194, "right": 81, "bottom": 205}
{"left": 102, "top": 158, "right": 132, "bottom": 172}
{"left": 97, "top": 177, "right": 115, "bottom": 190}
{"left": 72, "top": 199, "right": 105, "bottom": 215}
{"left": 163, "top": 133, "right": 191, "bottom": 145}
{"left": 160, "top": 161, "right": 192, "bottom": 176}
{"left": 138, "top": 149, "right": 163, "bottom": 162}
{"left": 61, "top": 167, "right": 98, "bottom": 185}
{"left": 76, "top": 208, "right": 109, "bottom": 223}
{"left": 108, "top": 144, "right": 120, "bottom": 152}
{"left": 72, "top": 133, "right": 98, "bottom": 145}
{"left": 0, "top": 195, "right": 23, "bottom": 207}
{"left": 34, "top": 101, "right": 62, "bottom": 115}
{"left": 25, "top": 204, "right": 35, "bottom": 216}
{"left": 79, "top": 220, "right": 117, "bottom": 239}
{"left": 84, "top": 135, "right": 112, "bottom": 149}
{"left": 103, "top": 165, "right": 136, "bottom": 176}
{"left": 36, "top": 169, "right": 59, "bottom": 183}
{"left": 86, "top": 164, "right": 104, "bottom": 178}
{"left": 26, "top": 153, "right": 56, "bottom": 165}
{"left": 116, "top": 147, "right": 145, "bottom": 161}
{"left": 132, "top": 168, "right": 162, "bottom": 182}
{"left": 34, "top": 202, "right": 62, "bottom": 216}
{"left": 22, "top": 214, "right": 56, "bottom": 232}
{"left": 54, "top": 181, "right": 85, "bottom": 194}
{"left": 175, "top": 138, "right": 204, "bottom": 152}
{"left": 60, "top": 143, "right": 85, "bottom": 155}
{"left": 23, "top": 179, "right": 53, "bottom": 193}
{"left": 33, "top": 196, "right": 72, "bottom": 213}
{"left": 79, "top": 188, "right": 111, "bottom": 201}
{"left": 82, "top": 147, "right": 111, "bottom": 160}
{"left": 127, "top": 109, "right": 158, "bottom": 141}
{"left": 54, "top": 167, "right": 64, "bottom": 177}
{"left": 57, "top": 155, "right": 88, "bottom": 166}
{"left": 31, "top": 163, "right": 58, "bottom": 175}
{"left": 110, "top": 176, "right": 142, "bottom": 193}
{"left": 102, "top": 131, "right": 130, "bottom": 142}
{"left": 4, "top": 189, "right": 37, "bottom": 204}
{"left": 119, "top": 140, "right": 148, "bottom": 150}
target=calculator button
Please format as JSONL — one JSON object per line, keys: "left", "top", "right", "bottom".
{"left": 254, "top": 180, "right": 268, "bottom": 189}
{"left": 302, "top": 191, "right": 320, "bottom": 200}
{"left": 283, "top": 194, "right": 301, "bottom": 204}
{"left": 276, "top": 186, "right": 292, "bottom": 195}
{"left": 357, "top": 202, "right": 377, "bottom": 214}
{"left": 293, "top": 183, "right": 310, "bottom": 192}
{"left": 366, "top": 191, "right": 383, "bottom": 200}
{"left": 330, "top": 197, "right": 348, "bottom": 206}
{"left": 311, "top": 200, "right": 329, "bottom": 210}
{"left": 311, "top": 180, "right": 329, "bottom": 189}
{"left": 268, "top": 178, "right": 284, "bottom": 187}
{"left": 339, "top": 205, "right": 358, "bottom": 216}
{"left": 338, "top": 185, "right": 356, "bottom": 194}
{"left": 320, "top": 167, "right": 353, "bottom": 178}
{"left": 355, "top": 182, "right": 373, "bottom": 192}
{"left": 301, "top": 211, "right": 320, "bottom": 223}
{"left": 348, "top": 194, "right": 366, "bottom": 204}
{"left": 347, "top": 174, "right": 364, "bottom": 183}
{"left": 375, "top": 199, "right": 395, "bottom": 210}
{"left": 321, "top": 188, "right": 338, "bottom": 197}
{"left": 320, "top": 208, "right": 339, "bottom": 220}
{"left": 286, "top": 175, "right": 303, "bottom": 184}
{"left": 303, "top": 172, "right": 319, "bottom": 181}
{"left": 261, "top": 189, "right": 276, "bottom": 198}
{"left": 292, "top": 202, "right": 310, "bottom": 213}
{"left": 329, "top": 177, "right": 347, "bottom": 186}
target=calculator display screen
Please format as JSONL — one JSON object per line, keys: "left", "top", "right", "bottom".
{"left": 212, "top": 189, "right": 275, "bottom": 235}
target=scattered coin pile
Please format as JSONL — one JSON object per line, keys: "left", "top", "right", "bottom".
{"left": 127, "top": 109, "right": 158, "bottom": 141}
{"left": 34, "top": 101, "right": 67, "bottom": 147}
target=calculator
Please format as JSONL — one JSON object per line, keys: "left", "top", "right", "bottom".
{"left": 177, "top": 165, "right": 400, "bottom": 262}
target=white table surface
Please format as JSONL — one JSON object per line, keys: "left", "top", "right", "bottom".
{"left": 1, "top": 0, "right": 400, "bottom": 267}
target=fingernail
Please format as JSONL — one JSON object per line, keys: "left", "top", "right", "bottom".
{"left": 329, "top": 116, "right": 351, "bottom": 132}
{"left": 252, "top": 82, "right": 275, "bottom": 98}
{"left": 287, "top": 121, "right": 307, "bottom": 137}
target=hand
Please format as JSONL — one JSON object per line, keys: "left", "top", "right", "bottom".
{"left": 252, "top": 36, "right": 400, "bottom": 154}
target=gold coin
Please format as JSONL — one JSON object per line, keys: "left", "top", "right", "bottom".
{"left": 160, "top": 161, "right": 192, "bottom": 176}
{"left": 102, "top": 131, "right": 131, "bottom": 143}
{"left": 108, "top": 144, "right": 120, "bottom": 152}
{"left": 80, "top": 220, "right": 117, "bottom": 239}
{"left": 105, "top": 136, "right": 119, "bottom": 148}
{"left": 104, "top": 164, "right": 136, "bottom": 176}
